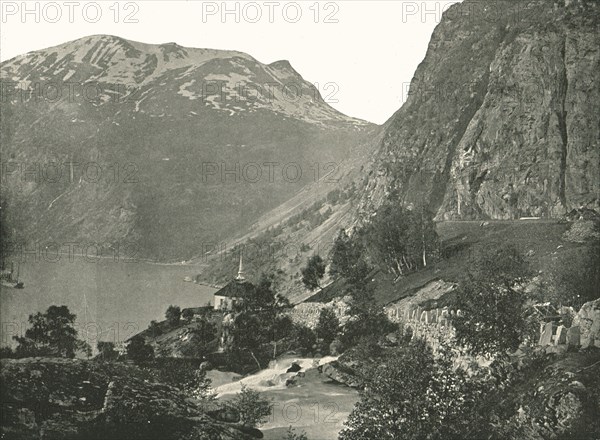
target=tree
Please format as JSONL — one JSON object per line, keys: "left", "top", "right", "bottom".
{"left": 453, "top": 244, "right": 531, "bottom": 356}
{"left": 0, "top": 346, "right": 15, "bottom": 358}
{"left": 545, "top": 244, "right": 600, "bottom": 309}
{"left": 330, "top": 229, "right": 372, "bottom": 292}
{"left": 97, "top": 341, "right": 119, "bottom": 361}
{"left": 225, "top": 272, "right": 293, "bottom": 371}
{"left": 179, "top": 319, "right": 217, "bottom": 358}
{"left": 339, "top": 339, "right": 483, "bottom": 440}
{"left": 229, "top": 385, "right": 272, "bottom": 428}
{"left": 165, "top": 305, "right": 181, "bottom": 327}
{"left": 289, "top": 324, "right": 317, "bottom": 356}
{"left": 339, "top": 308, "right": 396, "bottom": 351}
{"left": 182, "top": 308, "right": 195, "bottom": 322}
{"left": 147, "top": 320, "right": 163, "bottom": 339}
{"left": 14, "top": 305, "right": 91, "bottom": 358}
{"left": 362, "top": 202, "right": 439, "bottom": 279}
{"left": 301, "top": 255, "right": 326, "bottom": 290}
{"left": 315, "top": 308, "right": 340, "bottom": 345}
{"left": 126, "top": 336, "right": 154, "bottom": 363}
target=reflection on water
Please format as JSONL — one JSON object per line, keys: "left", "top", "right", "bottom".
{"left": 0, "top": 257, "right": 215, "bottom": 346}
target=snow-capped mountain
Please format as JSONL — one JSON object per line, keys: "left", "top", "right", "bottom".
{"left": 0, "top": 35, "right": 375, "bottom": 260}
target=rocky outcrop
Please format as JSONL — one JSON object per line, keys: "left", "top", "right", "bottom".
{"left": 497, "top": 350, "right": 600, "bottom": 439}
{"left": 572, "top": 298, "right": 600, "bottom": 348}
{"left": 0, "top": 358, "right": 261, "bottom": 440}
{"left": 362, "top": 0, "right": 599, "bottom": 220}
{"left": 318, "top": 360, "right": 363, "bottom": 389}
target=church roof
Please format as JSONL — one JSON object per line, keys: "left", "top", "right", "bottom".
{"left": 214, "top": 280, "right": 254, "bottom": 298}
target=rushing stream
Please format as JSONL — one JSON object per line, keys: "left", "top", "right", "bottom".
{"left": 212, "top": 356, "right": 359, "bottom": 440}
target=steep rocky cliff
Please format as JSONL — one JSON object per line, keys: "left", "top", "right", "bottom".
{"left": 364, "top": 0, "right": 599, "bottom": 220}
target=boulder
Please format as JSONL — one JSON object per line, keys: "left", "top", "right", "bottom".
{"left": 572, "top": 299, "right": 600, "bottom": 348}
{"left": 319, "top": 361, "right": 362, "bottom": 388}
{"left": 554, "top": 325, "right": 567, "bottom": 345}
{"left": 286, "top": 362, "right": 302, "bottom": 373}
{"left": 539, "top": 322, "right": 556, "bottom": 346}
{"left": 567, "top": 326, "right": 581, "bottom": 346}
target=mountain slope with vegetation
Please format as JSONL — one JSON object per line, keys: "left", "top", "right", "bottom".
{"left": 0, "top": 35, "right": 374, "bottom": 261}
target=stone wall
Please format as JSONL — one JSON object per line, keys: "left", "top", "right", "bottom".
{"left": 538, "top": 299, "right": 600, "bottom": 351}
{"left": 386, "top": 305, "right": 462, "bottom": 354}
{"left": 287, "top": 298, "right": 351, "bottom": 329}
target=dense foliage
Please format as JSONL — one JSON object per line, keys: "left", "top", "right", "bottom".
{"left": 453, "top": 244, "right": 531, "bottom": 356}
{"left": 362, "top": 203, "right": 439, "bottom": 278}
{"left": 165, "top": 305, "right": 181, "bottom": 327}
{"left": 339, "top": 338, "right": 486, "bottom": 440}
{"left": 544, "top": 243, "right": 600, "bottom": 309}
{"left": 329, "top": 229, "right": 372, "bottom": 291}
{"left": 229, "top": 385, "right": 272, "bottom": 428}
{"left": 315, "top": 308, "right": 340, "bottom": 345}
{"left": 126, "top": 336, "right": 155, "bottom": 362}
{"left": 301, "top": 255, "right": 326, "bottom": 290}
{"left": 13, "top": 305, "right": 91, "bottom": 358}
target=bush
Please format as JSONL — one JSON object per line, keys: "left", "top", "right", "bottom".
{"left": 147, "top": 320, "right": 163, "bottom": 338}
{"left": 126, "top": 336, "right": 154, "bottom": 363}
{"left": 544, "top": 244, "right": 600, "bottom": 309}
{"left": 97, "top": 341, "right": 119, "bottom": 361}
{"left": 315, "top": 308, "right": 340, "bottom": 345}
{"left": 340, "top": 309, "right": 396, "bottom": 351}
{"left": 0, "top": 346, "right": 15, "bottom": 358}
{"left": 289, "top": 324, "right": 317, "bottom": 356}
{"left": 142, "top": 359, "right": 213, "bottom": 400}
{"left": 182, "top": 309, "right": 194, "bottom": 322}
{"left": 453, "top": 244, "right": 531, "bottom": 356}
{"left": 165, "top": 305, "right": 181, "bottom": 327}
{"left": 229, "top": 385, "right": 272, "bottom": 428}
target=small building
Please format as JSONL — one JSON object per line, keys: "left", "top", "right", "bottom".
{"left": 213, "top": 255, "right": 254, "bottom": 311}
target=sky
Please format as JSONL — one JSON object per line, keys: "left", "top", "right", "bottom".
{"left": 0, "top": 1, "right": 461, "bottom": 124}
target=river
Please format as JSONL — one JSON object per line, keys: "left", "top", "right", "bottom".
{"left": 212, "top": 356, "right": 359, "bottom": 440}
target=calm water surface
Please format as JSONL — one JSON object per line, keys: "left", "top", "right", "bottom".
{"left": 0, "top": 256, "right": 215, "bottom": 346}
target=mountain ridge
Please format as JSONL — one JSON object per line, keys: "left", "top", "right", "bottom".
{"left": 0, "top": 35, "right": 375, "bottom": 261}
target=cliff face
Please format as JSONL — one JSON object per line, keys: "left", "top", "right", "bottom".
{"left": 366, "top": 0, "right": 599, "bottom": 220}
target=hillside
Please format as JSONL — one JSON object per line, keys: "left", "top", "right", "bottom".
{"left": 0, "top": 358, "right": 261, "bottom": 439}
{"left": 0, "top": 35, "right": 375, "bottom": 261}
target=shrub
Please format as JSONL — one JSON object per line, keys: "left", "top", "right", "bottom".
{"left": 315, "top": 308, "right": 340, "bottom": 345}
{"left": 229, "top": 385, "right": 272, "bottom": 428}
{"left": 165, "top": 305, "right": 181, "bottom": 327}
{"left": 126, "top": 336, "right": 154, "bottom": 363}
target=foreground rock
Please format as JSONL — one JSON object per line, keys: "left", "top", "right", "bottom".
{"left": 572, "top": 298, "right": 600, "bottom": 348}
{"left": 0, "top": 358, "right": 261, "bottom": 440}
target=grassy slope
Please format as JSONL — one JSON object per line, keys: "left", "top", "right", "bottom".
{"left": 311, "top": 219, "right": 580, "bottom": 306}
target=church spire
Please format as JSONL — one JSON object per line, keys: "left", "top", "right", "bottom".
{"left": 235, "top": 253, "right": 245, "bottom": 282}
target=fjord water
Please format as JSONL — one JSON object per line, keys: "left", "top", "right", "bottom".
{"left": 0, "top": 256, "right": 215, "bottom": 347}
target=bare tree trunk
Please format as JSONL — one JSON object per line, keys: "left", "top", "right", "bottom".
{"left": 249, "top": 350, "right": 262, "bottom": 371}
